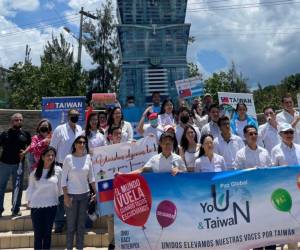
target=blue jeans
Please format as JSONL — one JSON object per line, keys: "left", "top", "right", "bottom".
{"left": 0, "top": 162, "right": 23, "bottom": 214}
{"left": 65, "top": 193, "right": 89, "bottom": 250}
{"left": 31, "top": 206, "right": 57, "bottom": 249}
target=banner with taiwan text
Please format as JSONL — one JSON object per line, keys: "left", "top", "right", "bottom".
{"left": 41, "top": 96, "right": 86, "bottom": 129}
{"left": 92, "top": 135, "right": 157, "bottom": 216}
{"left": 114, "top": 167, "right": 300, "bottom": 249}
{"left": 218, "top": 92, "right": 256, "bottom": 119}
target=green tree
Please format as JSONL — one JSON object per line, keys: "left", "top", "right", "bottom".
{"left": 8, "top": 34, "right": 87, "bottom": 109}
{"left": 83, "top": 0, "right": 120, "bottom": 96}
{"left": 187, "top": 62, "right": 202, "bottom": 78}
{"left": 204, "top": 62, "right": 250, "bottom": 102}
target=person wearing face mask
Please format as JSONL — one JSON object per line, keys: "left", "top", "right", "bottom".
{"left": 50, "top": 108, "right": 83, "bottom": 233}
{"left": 175, "top": 107, "right": 201, "bottom": 144}
{"left": 258, "top": 106, "right": 280, "bottom": 154}
{"left": 0, "top": 113, "right": 31, "bottom": 217}
{"left": 137, "top": 106, "right": 164, "bottom": 143}
{"left": 27, "top": 119, "right": 53, "bottom": 172}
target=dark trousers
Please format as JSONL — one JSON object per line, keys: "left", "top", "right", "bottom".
{"left": 65, "top": 193, "right": 89, "bottom": 250}
{"left": 0, "top": 162, "right": 23, "bottom": 214}
{"left": 54, "top": 195, "right": 65, "bottom": 230}
{"left": 31, "top": 206, "right": 57, "bottom": 250}
{"left": 253, "top": 246, "right": 276, "bottom": 250}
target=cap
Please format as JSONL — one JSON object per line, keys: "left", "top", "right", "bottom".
{"left": 204, "top": 93, "right": 212, "bottom": 98}
{"left": 278, "top": 123, "right": 294, "bottom": 132}
{"left": 148, "top": 112, "right": 158, "bottom": 120}
{"left": 164, "top": 125, "right": 175, "bottom": 132}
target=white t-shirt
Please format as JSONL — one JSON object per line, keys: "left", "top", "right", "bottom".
{"left": 158, "top": 113, "right": 175, "bottom": 127}
{"left": 258, "top": 122, "right": 280, "bottom": 154}
{"left": 214, "top": 134, "right": 244, "bottom": 169}
{"left": 26, "top": 166, "right": 62, "bottom": 208}
{"left": 184, "top": 147, "right": 200, "bottom": 169}
{"left": 195, "top": 153, "right": 226, "bottom": 172}
{"left": 143, "top": 124, "right": 164, "bottom": 143}
{"left": 84, "top": 130, "right": 106, "bottom": 149}
{"left": 276, "top": 109, "right": 300, "bottom": 144}
{"left": 234, "top": 145, "right": 271, "bottom": 169}
{"left": 61, "top": 154, "right": 95, "bottom": 194}
{"left": 144, "top": 153, "right": 186, "bottom": 173}
{"left": 201, "top": 121, "right": 221, "bottom": 140}
{"left": 271, "top": 142, "right": 300, "bottom": 166}
{"left": 50, "top": 123, "right": 83, "bottom": 164}
{"left": 235, "top": 119, "right": 248, "bottom": 139}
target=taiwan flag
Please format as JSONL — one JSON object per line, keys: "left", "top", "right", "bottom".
{"left": 98, "top": 179, "right": 114, "bottom": 202}
{"left": 221, "top": 97, "right": 230, "bottom": 104}
{"left": 179, "top": 89, "right": 192, "bottom": 98}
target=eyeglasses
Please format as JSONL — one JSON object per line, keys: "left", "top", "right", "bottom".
{"left": 283, "top": 131, "right": 294, "bottom": 135}
{"left": 13, "top": 119, "right": 23, "bottom": 121}
{"left": 76, "top": 140, "right": 86, "bottom": 145}
{"left": 220, "top": 122, "right": 230, "bottom": 126}
{"left": 248, "top": 132, "right": 258, "bottom": 136}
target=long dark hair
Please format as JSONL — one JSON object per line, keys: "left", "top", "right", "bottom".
{"left": 199, "top": 134, "right": 214, "bottom": 157}
{"left": 71, "top": 135, "right": 89, "bottom": 154}
{"left": 180, "top": 125, "right": 198, "bottom": 151}
{"left": 36, "top": 119, "right": 52, "bottom": 134}
{"left": 158, "top": 132, "right": 179, "bottom": 154}
{"left": 34, "top": 146, "right": 56, "bottom": 181}
{"left": 107, "top": 107, "right": 124, "bottom": 127}
{"left": 191, "top": 103, "right": 200, "bottom": 119}
{"left": 159, "top": 98, "right": 175, "bottom": 116}
{"left": 85, "top": 112, "right": 99, "bottom": 138}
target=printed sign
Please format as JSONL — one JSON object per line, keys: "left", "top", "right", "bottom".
{"left": 92, "top": 136, "right": 157, "bottom": 216}
{"left": 175, "top": 76, "right": 204, "bottom": 99}
{"left": 41, "top": 96, "right": 86, "bottom": 129}
{"left": 114, "top": 167, "right": 300, "bottom": 249}
{"left": 123, "top": 107, "right": 145, "bottom": 139}
{"left": 218, "top": 92, "right": 257, "bottom": 119}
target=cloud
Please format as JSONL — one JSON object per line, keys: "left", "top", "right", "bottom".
{"left": 186, "top": 1, "right": 300, "bottom": 86}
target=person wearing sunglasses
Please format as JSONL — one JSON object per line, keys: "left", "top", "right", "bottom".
{"left": 271, "top": 123, "right": 300, "bottom": 166}
{"left": 50, "top": 108, "right": 83, "bottom": 233}
{"left": 234, "top": 125, "right": 271, "bottom": 169}
{"left": 61, "top": 135, "right": 96, "bottom": 250}
{"left": 27, "top": 119, "right": 52, "bottom": 172}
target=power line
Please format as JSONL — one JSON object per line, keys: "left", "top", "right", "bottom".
{"left": 0, "top": 16, "right": 80, "bottom": 39}
{"left": 186, "top": 0, "right": 299, "bottom": 11}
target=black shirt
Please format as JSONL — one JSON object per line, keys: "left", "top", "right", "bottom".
{"left": 0, "top": 128, "right": 31, "bottom": 164}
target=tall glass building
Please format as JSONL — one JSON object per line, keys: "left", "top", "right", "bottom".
{"left": 117, "top": 0, "right": 190, "bottom": 106}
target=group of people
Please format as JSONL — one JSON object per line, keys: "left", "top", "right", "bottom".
{"left": 0, "top": 91, "right": 300, "bottom": 250}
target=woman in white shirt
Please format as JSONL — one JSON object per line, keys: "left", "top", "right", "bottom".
{"left": 62, "top": 135, "right": 96, "bottom": 250}
{"left": 26, "top": 146, "right": 62, "bottom": 250}
{"left": 195, "top": 134, "right": 226, "bottom": 172}
{"left": 179, "top": 125, "right": 201, "bottom": 172}
{"left": 158, "top": 98, "right": 176, "bottom": 128}
{"left": 107, "top": 107, "right": 133, "bottom": 142}
{"left": 85, "top": 112, "right": 106, "bottom": 152}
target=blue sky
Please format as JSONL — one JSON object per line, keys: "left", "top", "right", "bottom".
{"left": 0, "top": 0, "right": 300, "bottom": 87}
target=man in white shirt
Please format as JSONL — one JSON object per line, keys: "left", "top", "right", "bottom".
{"left": 258, "top": 106, "right": 280, "bottom": 154}
{"left": 137, "top": 108, "right": 163, "bottom": 143}
{"left": 271, "top": 123, "right": 300, "bottom": 166}
{"left": 235, "top": 125, "right": 271, "bottom": 169}
{"left": 270, "top": 123, "right": 299, "bottom": 250}
{"left": 50, "top": 108, "right": 83, "bottom": 233}
{"left": 201, "top": 104, "right": 221, "bottom": 139}
{"left": 214, "top": 116, "right": 244, "bottom": 169}
{"left": 276, "top": 94, "right": 300, "bottom": 143}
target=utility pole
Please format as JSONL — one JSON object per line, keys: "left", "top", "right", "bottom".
{"left": 24, "top": 44, "right": 31, "bottom": 64}
{"left": 77, "top": 7, "right": 97, "bottom": 68}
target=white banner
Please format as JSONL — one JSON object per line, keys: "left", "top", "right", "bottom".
{"left": 92, "top": 136, "right": 158, "bottom": 215}
{"left": 218, "top": 92, "right": 257, "bottom": 119}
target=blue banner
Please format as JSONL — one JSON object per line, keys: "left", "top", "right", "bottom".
{"left": 123, "top": 107, "right": 144, "bottom": 139}
{"left": 114, "top": 167, "right": 300, "bottom": 249}
{"left": 41, "top": 96, "right": 86, "bottom": 129}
